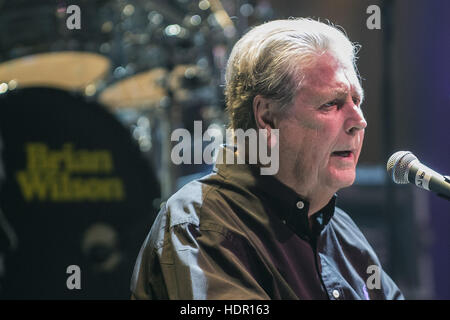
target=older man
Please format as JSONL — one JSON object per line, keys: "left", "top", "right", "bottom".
{"left": 131, "top": 18, "right": 404, "bottom": 300}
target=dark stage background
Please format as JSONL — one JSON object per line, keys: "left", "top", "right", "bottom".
{"left": 0, "top": 0, "right": 448, "bottom": 299}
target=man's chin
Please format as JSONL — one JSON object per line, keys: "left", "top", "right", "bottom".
{"left": 327, "top": 170, "right": 356, "bottom": 190}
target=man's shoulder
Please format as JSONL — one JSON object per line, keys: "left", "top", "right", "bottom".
{"left": 331, "top": 206, "right": 358, "bottom": 228}
{"left": 142, "top": 173, "right": 222, "bottom": 248}
{"left": 163, "top": 171, "right": 234, "bottom": 228}
{"left": 328, "top": 206, "right": 373, "bottom": 249}
{"left": 164, "top": 177, "right": 206, "bottom": 228}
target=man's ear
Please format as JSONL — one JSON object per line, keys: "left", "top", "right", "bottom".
{"left": 253, "top": 95, "right": 275, "bottom": 130}
{"left": 253, "top": 95, "right": 278, "bottom": 149}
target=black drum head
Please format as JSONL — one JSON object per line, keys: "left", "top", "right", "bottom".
{"left": 0, "top": 87, "right": 160, "bottom": 299}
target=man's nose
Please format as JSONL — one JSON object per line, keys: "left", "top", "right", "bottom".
{"left": 344, "top": 99, "right": 367, "bottom": 135}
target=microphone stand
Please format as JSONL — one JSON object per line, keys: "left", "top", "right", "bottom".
{"left": 437, "top": 176, "right": 450, "bottom": 201}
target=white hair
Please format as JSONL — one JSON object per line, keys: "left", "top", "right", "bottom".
{"left": 225, "top": 18, "right": 361, "bottom": 130}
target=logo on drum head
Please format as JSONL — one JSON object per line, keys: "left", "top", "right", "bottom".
{"left": 16, "top": 143, "right": 125, "bottom": 202}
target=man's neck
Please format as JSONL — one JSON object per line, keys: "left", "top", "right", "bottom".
{"left": 274, "top": 174, "right": 335, "bottom": 218}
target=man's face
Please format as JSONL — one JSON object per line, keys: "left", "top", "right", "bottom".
{"left": 276, "top": 52, "right": 367, "bottom": 196}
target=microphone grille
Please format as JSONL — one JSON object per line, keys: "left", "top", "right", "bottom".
{"left": 386, "top": 151, "right": 417, "bottom": 184}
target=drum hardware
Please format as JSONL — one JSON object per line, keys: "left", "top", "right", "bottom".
{"left": 98, "top": 67, "right": 168, "bottom": 109}
{"left": 82, "top": 223, "right": 122, "bottom": 273}
{"left": 0, "top": 51, "right": 111, "bottom": 94}
{"left": 98, "top": 67, "right": 176, "bottom": 201}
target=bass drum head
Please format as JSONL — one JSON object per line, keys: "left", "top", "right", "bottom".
{"left": 0, "top": 87, "right": 160, "bottom": 299}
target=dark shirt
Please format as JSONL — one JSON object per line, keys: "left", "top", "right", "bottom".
{"left": 131, "top": 146, "right": 404, "bottom": 300}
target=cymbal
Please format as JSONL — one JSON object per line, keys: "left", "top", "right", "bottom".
{"left": 99, "top": 68, "right": 168, "bottom": 110}
{"left": 0, "top": 51, "right": 110, "bottom": 92}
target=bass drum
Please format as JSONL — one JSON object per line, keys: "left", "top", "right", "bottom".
{"left": 0, "top": 87, "right": 160, "bottom": 299}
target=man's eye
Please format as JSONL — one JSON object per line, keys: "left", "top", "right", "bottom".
{"left": 321, "top": 100, "right": 338, "bottom": 109}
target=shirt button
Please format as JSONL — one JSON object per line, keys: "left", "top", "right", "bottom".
{"left": 332, "top": 290, "right": 340, "bottom": 299}
{"left": 296, "top": 201, "right": 305, "bottom": 209}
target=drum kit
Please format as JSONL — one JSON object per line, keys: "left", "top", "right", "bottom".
{"left": 0, "top": 0, "right": 275, "bottom": 299}
{"left": 0, "top": 0, "right": 237, "bottom": 196}
{"left": 0, "top": 0, "right": 239, "bottom": 299}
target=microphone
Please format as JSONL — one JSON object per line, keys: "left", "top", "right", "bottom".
{"left": 387, "top": 151, "right": 450, "bottom": 201}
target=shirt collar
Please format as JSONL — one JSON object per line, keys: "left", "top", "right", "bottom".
{"left": 213, "top": 145, "right": 336, "bottom": 240}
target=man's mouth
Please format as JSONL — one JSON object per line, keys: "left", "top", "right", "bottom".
{"left": 331, "top": 150, "right": 353, "bottom": 158}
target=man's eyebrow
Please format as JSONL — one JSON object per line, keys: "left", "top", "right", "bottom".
{"left": 309, "top": 81, "right": 365, "bottom": 105}
{"left": 331, "top": 85, "right": 364, "bottom": 103}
